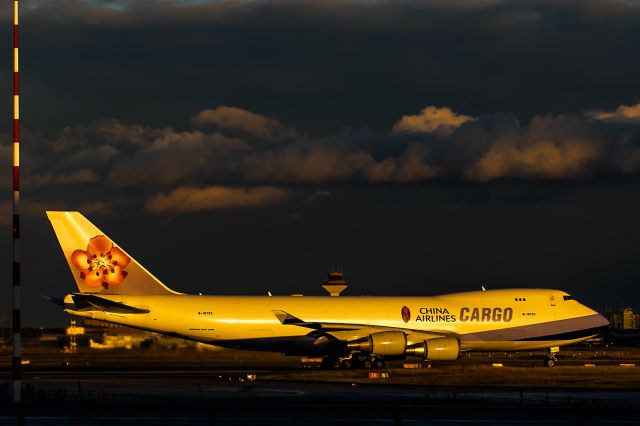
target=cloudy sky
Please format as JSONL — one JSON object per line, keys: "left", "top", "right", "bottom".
{"left": 1, "top": 0, "right": 640, "bottom": 326}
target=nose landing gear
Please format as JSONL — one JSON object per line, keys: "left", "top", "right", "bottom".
{"left": 544, "top": 346, "right": 560, "bottom": 367}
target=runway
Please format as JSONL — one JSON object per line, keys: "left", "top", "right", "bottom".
{"left": 8, "top": 369, "right": 640, "bottom": 403}
{"left": 1, "top": 369, "right": 640, "bottom": 425}
{"left": 0, "top": 406, "right": 639, "bottom": 426}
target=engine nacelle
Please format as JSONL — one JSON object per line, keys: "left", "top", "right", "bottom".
{"left": 347, "top": 333, "right": 460, "bottom": 360}
{"left": 347, "top": 331, "right": 407, "bottom": 356}
{"left": 421, "top": 336, "right": 460, "bottom": 361}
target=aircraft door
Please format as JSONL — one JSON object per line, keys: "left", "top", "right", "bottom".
{"left": 549, "top": 295, "right": 558, "bottom": 319}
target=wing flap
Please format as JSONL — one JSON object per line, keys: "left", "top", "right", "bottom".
{"left": 71, "top": 293, "right": 150, "bottom": 314}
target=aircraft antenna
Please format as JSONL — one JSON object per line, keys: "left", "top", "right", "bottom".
{"left": 11, "top": 0, "right": 22, "bottom": 403}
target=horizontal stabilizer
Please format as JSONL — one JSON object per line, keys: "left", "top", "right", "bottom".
{"left": 70, "top": 294, "right": 150, "bottom": 314}
{"left": 42, "top": 295, "right": 65, "bottom": 307}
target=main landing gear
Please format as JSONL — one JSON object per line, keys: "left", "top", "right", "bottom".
{"left": 361, "top": 356, "right": 386, "bottom": 370}
{"left": 321, "top": 355, "right": 386, "bottom": 369}
{"left": 544, "top": 346, "right": 560, "bottom": 367}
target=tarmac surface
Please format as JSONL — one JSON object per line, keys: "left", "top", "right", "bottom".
{"left": 1, "top": 348, "right": 640, "bottom": 424}
{"left": 1, "top": 367, "right": 639, "bottom": 425}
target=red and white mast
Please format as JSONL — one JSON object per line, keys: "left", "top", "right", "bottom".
{"left": 12, "top": 0, "right": 21, "bottom": 403}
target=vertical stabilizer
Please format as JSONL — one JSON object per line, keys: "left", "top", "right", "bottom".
{"left": 47, "top": 211, "right": 179, "bottom": 295}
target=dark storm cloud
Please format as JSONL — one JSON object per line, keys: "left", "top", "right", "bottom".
{"left": 192, "top": 106, "right": 297, "bottom": 142}
{"left": 4, "top": 102, "right": 640, "bottom": 218}
{"left": 3, "top": 0, "right": 639, "bottom": 134}
{"left": 104, "top": 129, "right": 250, "bottom": 187}
{"left": 145, "top": 185, "right": 293, "bottom": 214}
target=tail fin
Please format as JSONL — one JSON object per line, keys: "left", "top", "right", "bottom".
{"left": 47, "top": 211, "right": 179, "bottom": 295}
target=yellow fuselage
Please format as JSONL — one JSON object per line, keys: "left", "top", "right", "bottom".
{"left": 65, "top": 288, "right": 608, "bottom": 354}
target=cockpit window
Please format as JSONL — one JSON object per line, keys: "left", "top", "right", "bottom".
{"left": 563, "top": 295, "right": 573, "bottom": 301}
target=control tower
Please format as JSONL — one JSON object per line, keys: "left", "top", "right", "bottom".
{"left": 322, "top": 267, "right": 348, "bottom": 296}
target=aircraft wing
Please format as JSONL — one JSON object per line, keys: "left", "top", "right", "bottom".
{"left": 271, "top": 310, "right": 455, "bottom": 338}
{"left": 272, "top": 310, "right": 363, "bottom": 331}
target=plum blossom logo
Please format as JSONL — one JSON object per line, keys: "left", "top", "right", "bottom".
{"left": 401, "top": 306, "right": 411, "bottom": 323}
{"left": 71, "top": 235, "right": 131, "bottom": 289}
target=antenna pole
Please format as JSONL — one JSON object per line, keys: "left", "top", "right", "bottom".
{"left": 12, "top": 0, "right": 21, "bottom": 403}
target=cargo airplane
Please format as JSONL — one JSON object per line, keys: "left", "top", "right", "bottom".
{"left": 47, "top": 211, "right": 608, "bottom": 368}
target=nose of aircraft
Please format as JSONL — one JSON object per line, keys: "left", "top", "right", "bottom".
{"left": 594, "top": 312, "right": 610, "bottom": 328}
{"left": 578, "top": 300, "right": 609, "bottom": 329}
{"left": 582, "top": 302, "right": 609, "bottom": 328}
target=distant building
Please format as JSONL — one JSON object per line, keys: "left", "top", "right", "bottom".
{"left": 623, "top": 307, "right": 635, "bottom": 330}
{"left": 602, "top": 307, "right": 639, "bottom": 330}
{"left": 602, "top": 308, "right": 622, "bottom": 329}
{"left": 612, "top": 312, "right": 623, "bottom": 329}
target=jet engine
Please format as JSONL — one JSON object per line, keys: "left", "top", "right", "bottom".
{"left": 347, "top": 331, "right": 407, "bottom": 356}
{"left": 412, "top": 336, "right": 460, "bottom": 360}
{"left": 347, "top": 332, "right": 459, "bottom": 360}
